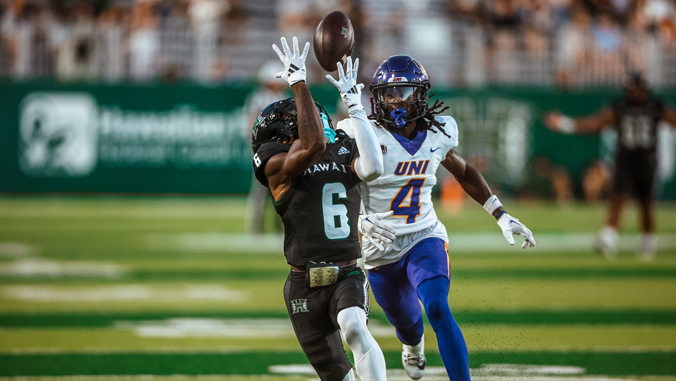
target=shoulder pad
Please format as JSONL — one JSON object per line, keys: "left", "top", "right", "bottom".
{"left": 253, "top": 142, "right": 290, "bottom": 187}
{"left": 433, "top": 115, "right": 459, "bottom": 150}
{"left": 336, "top": 118, "right": 355, "bottom": 138}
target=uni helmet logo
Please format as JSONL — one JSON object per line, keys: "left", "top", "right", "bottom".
{"left": 389, "top": 77, "right": 407, "bottom": 83}
{"left": 341, "top": 27, "right": 349, "bottom": 38}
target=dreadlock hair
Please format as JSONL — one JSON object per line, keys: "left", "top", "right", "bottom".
{"left": 416, "top": 93, "right": 451, "bottom": 138}
{"left": 368, "top": 93, "right": 451, "bottom": 138}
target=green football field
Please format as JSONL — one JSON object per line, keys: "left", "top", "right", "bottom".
{"left": 1, "top": 197, "right": 675, "bottom": 381}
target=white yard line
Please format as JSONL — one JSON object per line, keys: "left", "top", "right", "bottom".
{"left": 3, "top": 285, "right": 246, "bottom": 303}
{"left": 270, "top": 365, "right": 640, "bottom": 381}
{"left": 144, "top": 233, "right": 676, "bottom": 254}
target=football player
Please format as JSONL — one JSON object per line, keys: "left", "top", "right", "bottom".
{"left": 544, "top": 73, "right": 676, "bottom": 261}
{"left": 252, "top": 37, "right": 388, "bottom": 381}
{"left": 337, "top": 55, "right": 536, "bottom": 381}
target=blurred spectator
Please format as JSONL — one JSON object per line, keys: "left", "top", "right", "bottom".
{"left": 551, "top": 0, "right": 573, "bottom": 30}
{"left": 189, "top": 0, "right": 222, "bottom": 82}
{"left": 447, "top": 0, "right": 483, "bottom": 24}
{"left": 129, "top": 0, "right": 159, "bottom": 82}
{"left": 488, "top": 0, "right": 519, "bottom": 27}
{"left": 97, "top": 4, "right": 128, "bottom": 82}
{"left": 642, "top": 0, "right": 676, "bottom": 46}
{"left": 276, "top": 0, "right": 317, "bottom": 42}
{"left": 56, "top": 2, "right": 98, "bottom": 81}
{"left": 557, "top": 6, "right": 592, "bottom": 86}
{"left": 157, "top": 0, "right": 191, "bottom": 82}
{"left": 624, "top": 9, "right": 652, "bottom": 74}
{"left": 2, "top": 0, "right": 676, "bottom": 87}
{"left": 343, "top": 0, "right": 369, "bottom": 65}
{"left": 29, "top": 6, "right": 56, "bottom": 78}
{"left": 590, "top": 10, "right": 624, "bottom": 83}
{"left": 222, "top": 0, "right": 248, "bottom": 45}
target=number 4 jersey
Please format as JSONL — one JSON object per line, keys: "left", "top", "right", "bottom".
{"left": 253, "top": 138, "right": 362, "bottom": 267}
{"left": 337, "top": 116, "right": 459, "bottom": 269}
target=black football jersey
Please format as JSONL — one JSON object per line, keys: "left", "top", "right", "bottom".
{"left": 253, "top": 138, "right": 362, "bottom": 266}
{"left": 612, "top": 98, "right": 664, "bottom": 157}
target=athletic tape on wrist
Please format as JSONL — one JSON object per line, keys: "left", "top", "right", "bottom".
{"left": 483, "top": 195, "right": 502, "bottom": 215}
{"left": 559, "top": 116, "right": 575, "bottom": 134}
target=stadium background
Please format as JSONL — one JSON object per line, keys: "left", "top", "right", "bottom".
{"left": 1, "top": 0, "right": 676, "bottom": 380}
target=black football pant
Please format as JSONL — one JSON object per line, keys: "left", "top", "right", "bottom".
{"left": 283, "top": 264, "right": 369, "bottom": 381}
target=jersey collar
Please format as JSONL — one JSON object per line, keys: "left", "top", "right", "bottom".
{"left": 389, "top": 129, "right": 427, "bottom": 156}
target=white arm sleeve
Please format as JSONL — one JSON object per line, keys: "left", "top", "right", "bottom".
{"left": 350, "top": 108, "right": 383, "bottom": 182}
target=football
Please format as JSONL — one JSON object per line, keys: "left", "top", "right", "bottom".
{"left": 313, "top": 11, "right": 355, "bottom": 72}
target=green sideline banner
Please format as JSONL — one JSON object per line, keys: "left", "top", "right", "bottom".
{"left": 0, "top": 82, "right": 675, "bottom": 198}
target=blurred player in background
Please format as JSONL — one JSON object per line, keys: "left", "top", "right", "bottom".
{"left": 544, "top": 73, "right": 676, "bottom": 261}
{"left": 338, "top": 55, "right": 536, "bottom": 381}
{"left": 252, "top": 37, "right": 387, "bottom": 381}
{"left": 244, "top": 60, "right": 288, "bottom": 234}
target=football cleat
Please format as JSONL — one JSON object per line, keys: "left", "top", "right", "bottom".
{"left": 638, "top": 234, "right": 656, "bottom": 262}
{"left": 402, "top": 336, "right": 425, "bottom": 380}
{"left": 596, "top": 225, "right": 618, "bottom": 260}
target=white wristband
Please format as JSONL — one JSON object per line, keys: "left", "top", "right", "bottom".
{"left": 483, "top": 195, "right": 502, "bottom": 215}
{"left": 559, "top": 116, "right": 576, "bottom": 134}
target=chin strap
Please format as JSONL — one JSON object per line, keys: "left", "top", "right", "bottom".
{"left": 390, "top": 108, "right": 408, "bottom": 128}
{"left": 322, "top": 113, "right": 336, "bottom": 143}
{"left": 324, "top": 126, "right": 336, "bottom": 143}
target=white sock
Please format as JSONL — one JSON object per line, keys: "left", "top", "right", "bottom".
{"left": 404, "top": 335, "right": 424, "bottom": 355}
{"left": 337, "top": 307, "right": 387, "bottom": 381}
{"left": 639, "top": 233, "right": 656, "bottom": 259}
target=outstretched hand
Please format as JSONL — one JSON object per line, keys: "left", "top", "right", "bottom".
{"left": 326, "top": 56, "right": 364, "bottom": 111}
{"left": 272, "top": 36, "right": 310, "bottom": 87}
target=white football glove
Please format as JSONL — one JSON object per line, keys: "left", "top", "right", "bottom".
{"left": 358, "top": 211, "right": 396, "bottom": 251}
{"left": 326, "top": 56, "right": 364, "bottom": 112}
{"left": 497, "top": 213, "right": 536, "bottom": 248}
{"left": 272, "top": 36, "right": 310, "bottom": 87}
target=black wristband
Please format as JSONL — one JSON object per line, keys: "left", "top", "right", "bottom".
{"left": 494, "top": 209, "right": 506, "bottom": 220}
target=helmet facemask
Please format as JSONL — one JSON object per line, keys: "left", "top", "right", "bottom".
{"left": 371, "top": 83, "right": 429, "bottom": 128}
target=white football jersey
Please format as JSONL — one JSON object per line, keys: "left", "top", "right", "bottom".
{"left": 337, "top": 116, "right": 459, "bottom": 267}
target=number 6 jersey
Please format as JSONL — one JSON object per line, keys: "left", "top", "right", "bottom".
{"left": 337, "top": 116, "right": 459, "bottom": 268}
{"left": 253, "top": 137, "right": 362, "bottom": 267}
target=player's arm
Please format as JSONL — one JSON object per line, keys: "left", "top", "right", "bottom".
{"left": 543, "top": 107, "right": 616, "bottom": 134}
{"left": 442, "top": 149, "right": 536, "bottom": 248}
{"left": 326, "top": 57, "right": 383, "bottom": 182}
{"left": 327, "top": 57, "right": 392, "bottom": 250}
{"left": 265, "top": 37, "right": 325, "bottom": 201}
{"left": 441, "top": 149, "right": 492, "bottom": 207}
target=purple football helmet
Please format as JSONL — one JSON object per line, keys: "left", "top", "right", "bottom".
{"left": 369, "top": 55, "right": 430, "bottom": 128}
